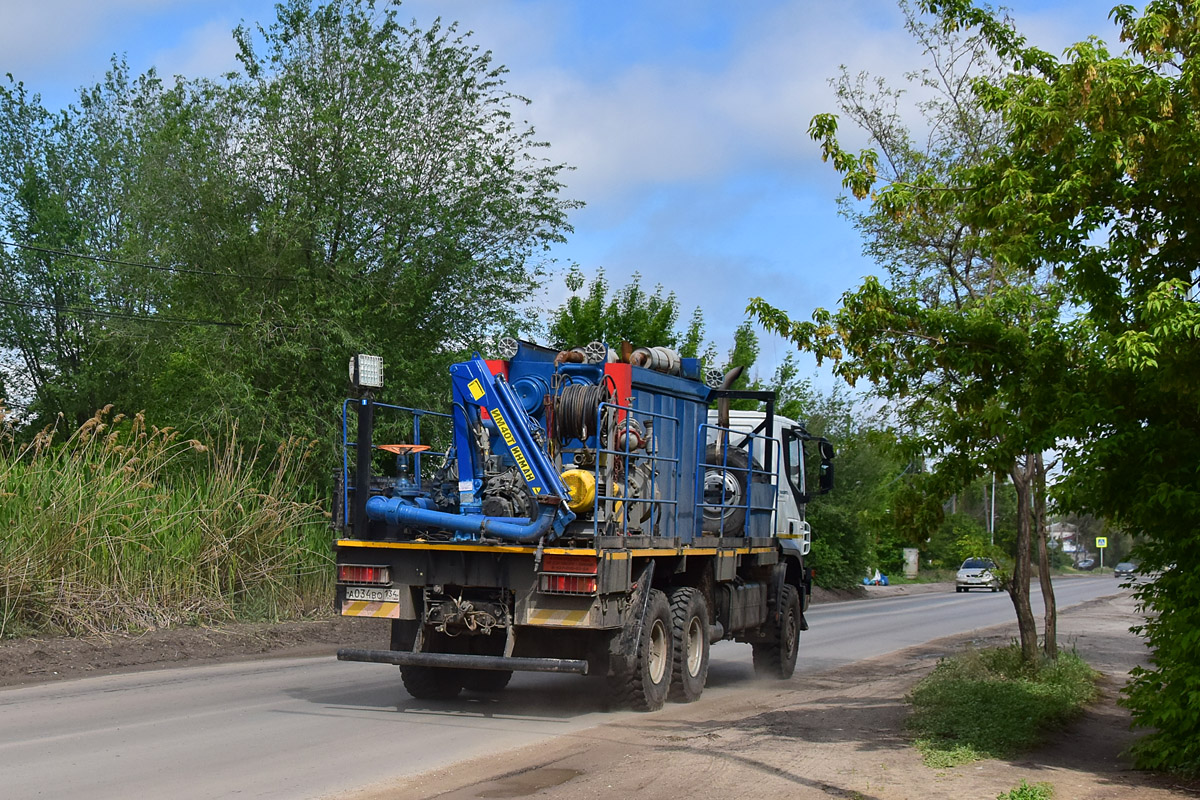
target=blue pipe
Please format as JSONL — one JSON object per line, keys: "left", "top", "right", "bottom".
{"left": 365, "top": 495, "right": 573, "bottom": 543}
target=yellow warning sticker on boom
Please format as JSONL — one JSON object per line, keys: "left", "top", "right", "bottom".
{"left": 468, "top": 379, "right": 485, "bottom": 401}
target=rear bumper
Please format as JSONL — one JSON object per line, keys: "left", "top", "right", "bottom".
{"left": 337, "top": 648, "right": 589, "bottom": 675}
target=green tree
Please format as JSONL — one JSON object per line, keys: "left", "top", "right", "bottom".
{"left": 851, "top": 0, "right": 1200, "bottom": 773}
{"left": 751, "top": 2, "right": 1067, "bottom": 662}
{"left": 548, "top": 266, "right": 704, "bottom": 354}
{"left": 0, "top": 0, "right": 578, "bottom": 481}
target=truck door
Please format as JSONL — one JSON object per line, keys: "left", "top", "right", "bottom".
{"left": 779, "top": 427, "right": 809, "bottom": 550}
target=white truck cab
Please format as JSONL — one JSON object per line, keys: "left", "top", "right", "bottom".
{"left": 707, "top": 409, "right": 834, "bottom": 553}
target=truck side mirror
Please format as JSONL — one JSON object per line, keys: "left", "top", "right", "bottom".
{"left": 819, "top": 461, "right": 834, "bottom": 494}
{"left": 817, "top": 439, "right": 834, "bottom": 494}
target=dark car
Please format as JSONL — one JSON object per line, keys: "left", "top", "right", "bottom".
{"left": 1076, "top": 558, "right": 1096, "bottom": 571}
{"left": 1114, "top": 561, "right": 1137, "bottom": 579}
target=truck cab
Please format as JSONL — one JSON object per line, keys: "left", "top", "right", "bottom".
{"left": 712, "top": 409, "right": 834, "bottom": 554}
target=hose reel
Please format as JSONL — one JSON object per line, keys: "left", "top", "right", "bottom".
{"left": 554, "top": 381, "right": 610, "bottom": 443}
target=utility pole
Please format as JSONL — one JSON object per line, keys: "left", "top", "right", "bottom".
{"left": 989, "top": 472, "right": 996, "bottom": 546}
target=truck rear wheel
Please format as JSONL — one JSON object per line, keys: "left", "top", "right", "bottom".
{"left": 668, "top": 587, "right": 709, "bottom": 703}
{"left": 460, "top": 669, "right": 513, "bottom": 693}
{"left": 400, "top": 666, "right": 464, "bottom": 700}
{"left": 752, "top": 584, "right": 801, "bottom": 680}
{"left": 631, "top": 589, "right": 673, "bottom": 711}
{"left": 605, "top": 589, "right": 673, "bottom": 711}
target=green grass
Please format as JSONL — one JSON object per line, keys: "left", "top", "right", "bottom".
{"left": 997, "top": 781, "right": 1053, "bottom": 800}
{"left": 0, "top": 408, "right": 331, "bottom": 637}
{"left": 908, "top": 644, "right": 1099, "bottom": 767}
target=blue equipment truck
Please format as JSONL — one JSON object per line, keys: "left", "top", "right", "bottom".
{"left": 334, "top": 339, "right": 834, "bottom": 710}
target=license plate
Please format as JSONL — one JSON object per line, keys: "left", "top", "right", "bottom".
{"left": 345, "top": 586, "right": 400, "bottom": 602}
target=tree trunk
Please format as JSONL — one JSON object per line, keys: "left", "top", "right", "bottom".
{"left": 1033, "top": 452, "right": 1057, "bottom": 659}
{"left": 1008, "top": 458, "right": 1039, "bottom": 665}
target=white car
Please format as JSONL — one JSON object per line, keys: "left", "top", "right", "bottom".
{"left": 956, "top": 557, "right": 1001, "bottom": 593}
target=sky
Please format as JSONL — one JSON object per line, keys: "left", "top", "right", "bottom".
{"left": 1, "top": 0, "right": 1116, "bottom": 385}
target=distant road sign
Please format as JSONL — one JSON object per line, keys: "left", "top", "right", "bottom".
{"left": 1096, "top": 537, "right": 1108, "bottom": 548}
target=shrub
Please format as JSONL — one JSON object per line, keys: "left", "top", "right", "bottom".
{"left": 1122, "top": 552, "right": 1200, "bottom": 776}
{"left": 908, "top": 645, "right": 1098, "bottom": 766}
{"left": 997, "top": 781, "right": 1053, "bottom": 800}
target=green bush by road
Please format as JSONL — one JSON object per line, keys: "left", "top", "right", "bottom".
{"left": 908, "top": 645, "right": 1099, "bottom": 767}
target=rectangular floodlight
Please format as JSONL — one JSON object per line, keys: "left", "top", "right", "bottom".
{"left": 350, "top": 354, "right": 383, "bottom": 389}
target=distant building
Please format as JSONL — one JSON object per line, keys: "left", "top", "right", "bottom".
{"left": 1048, "top": 521, "right": 1081, "bottom": 555}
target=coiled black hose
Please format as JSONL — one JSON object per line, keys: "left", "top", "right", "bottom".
{"left": 555, "top": 382, "right": 608, "bottom": 442}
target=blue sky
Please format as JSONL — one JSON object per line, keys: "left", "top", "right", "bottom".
{"left": 2, "top": 0, "right": 1114, "bottom": 384}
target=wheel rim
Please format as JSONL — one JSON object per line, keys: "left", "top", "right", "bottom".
{"left": 685, "top": 615, "right": 704, "bottom": 676}
{"left": 783, "top": 609, "right": 798, "bottom": 655}
{"left": 648, "top": 618, "right": 669, "bottom": 683}
{"left": 702, "top": 469, "right": 743, "bottom": 521}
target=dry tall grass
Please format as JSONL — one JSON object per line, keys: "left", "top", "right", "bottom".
{"left": 0, "top": 407, "right": 331, "bottom": 637}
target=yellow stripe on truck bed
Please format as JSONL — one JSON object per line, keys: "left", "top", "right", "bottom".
{"left": 341, "top": 600, "right": 400, "bottom": 619}
{"left": 526, "top": 609, "right": 591, "bottom": 627}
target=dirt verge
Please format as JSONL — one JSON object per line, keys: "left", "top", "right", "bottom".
{"left": 0, "top": 616, "right": 389, "bottom": 687}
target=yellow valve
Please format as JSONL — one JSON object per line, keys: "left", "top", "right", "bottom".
{"left": 561, "top": 468, "right": 596, "bottom": 512}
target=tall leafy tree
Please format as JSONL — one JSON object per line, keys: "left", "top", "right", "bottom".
{"left": 0, "top": 63, "right": 175, "bottom": 425}
{"left": 0, "top": 0, "right": 578, "bottom": 473}
{"left": 898, "top": 0, "right": 1200, "bottom": 773}
{"left": 751, "top": 2, "right": 1066, "bottom": 662}
{"left": 548, "top": 266, "right": 711, "bottom": 357}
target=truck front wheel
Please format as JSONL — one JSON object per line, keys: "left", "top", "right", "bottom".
{"left": 668, "top": 587, "right": 709, "bottom": 703}
{"left": 752, "top": 584, "right": 801, "bottom": 680}
{"left": 400, "top": 666, "right": 464, "bottom": 700}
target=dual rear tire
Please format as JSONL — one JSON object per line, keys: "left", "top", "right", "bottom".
{"left": 609, "top": 586, "right": 712, "bottom": 710}
{"left": 668, "top": 587, "right": 710, "bottom": 703}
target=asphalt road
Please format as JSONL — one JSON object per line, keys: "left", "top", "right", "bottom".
{"left": 0, "top": 576, "right": 1123, "bottom": 800}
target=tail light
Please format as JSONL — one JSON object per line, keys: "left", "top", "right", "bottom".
{"left": 541, "top": 554, "right": 598, "bottom": 574}
{"left": 541, "top": 574, "right": 598, "bottom": 594}
{"left": 339, "top": 564, "right": 391, "bottom": 585}
{"left": 539, "top": 554, "right": 598, "bottom": 595}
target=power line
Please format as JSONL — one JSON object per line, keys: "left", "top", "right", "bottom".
{"left": 0, "top": 239, "right": 298, "bottom": 283}
{"left": 0, "top": 297, "right": 245, "bottom": 328}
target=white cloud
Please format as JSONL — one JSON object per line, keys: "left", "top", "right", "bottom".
{"left": 475, "top": 1, "right": 929, "bottom": 204}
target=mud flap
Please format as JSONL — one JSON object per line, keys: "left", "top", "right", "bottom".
{"left": 607, "top": 560, "right": 657, "bottom": 677}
